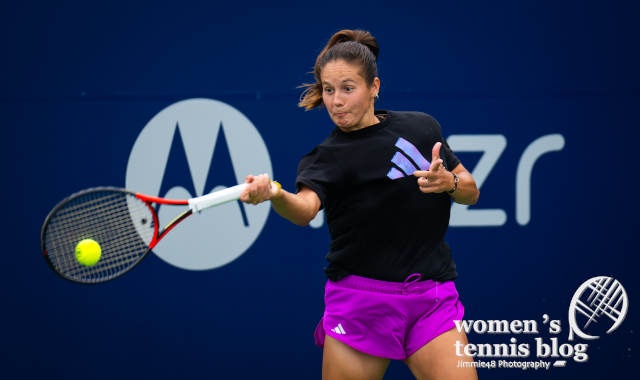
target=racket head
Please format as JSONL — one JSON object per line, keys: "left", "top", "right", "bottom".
{"left": 41, "top": 187, "right": 158, "bottom": 284}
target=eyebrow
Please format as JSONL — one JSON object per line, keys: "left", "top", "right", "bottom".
{"left": 322, "top": 79, "right": 357, "bottom": 85}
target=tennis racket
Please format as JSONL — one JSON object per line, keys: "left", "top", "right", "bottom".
{"left": 41, "top": 182, "right": 276, "bottom": 284}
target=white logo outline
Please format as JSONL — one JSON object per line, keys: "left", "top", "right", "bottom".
{"left": 568, "top": 276, "right": 628, "bottom": 341}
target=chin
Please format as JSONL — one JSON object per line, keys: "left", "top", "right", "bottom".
{"left": 332, "top": 115, "right": 353, "bottom": 128}
{"left": 337, "top": 121, "right": 356, "bottom": 130}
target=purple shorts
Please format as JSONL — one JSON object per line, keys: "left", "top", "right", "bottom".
{"left": 314, "top": 273, "right": 464, "bottom": 360}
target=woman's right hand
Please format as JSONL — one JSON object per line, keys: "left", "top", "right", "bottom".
{"left": 240, "top": 173, "right": 279, "bottom": 205}
{"left": 241, "top": 175, "right": 321, "bottom": 226}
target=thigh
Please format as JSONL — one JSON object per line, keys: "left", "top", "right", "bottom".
{"left": 322, "top": 335, "right": 390, "bottom": 380}
{"left": 403, "top": 328, "right": 477, "bottom": 380}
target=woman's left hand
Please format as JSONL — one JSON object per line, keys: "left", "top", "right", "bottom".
{"left": 413, "top": 142, "right": 455, "bottom": 194}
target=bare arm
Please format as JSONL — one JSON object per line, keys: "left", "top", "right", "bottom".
{"left": 239, "top": 174, "right": 321, "bottom": 226}
{"left": 413, "top": 142, "right": 480, "bottom": 205}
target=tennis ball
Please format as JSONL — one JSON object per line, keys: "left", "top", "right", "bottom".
{"left": 75, "top": 238, "right": 101, "bottom": 266}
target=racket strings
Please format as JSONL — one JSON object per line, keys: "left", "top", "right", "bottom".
{"left": 47, "top": 193, "right": 151, "bottom": 281}
{"left": 66, "top": 194, "right": 153, "bottom": 277}
{"left": 46, "top": 194, "right": 144, "bottom": 279}
{"left": 55, "top": 221, "right": 146, "bottom": 279}
{"left": 50, "top": 199, "right": 152, "bottom": 258}
{"left": 44, "top": 190, "right": 155, "bottom": 283}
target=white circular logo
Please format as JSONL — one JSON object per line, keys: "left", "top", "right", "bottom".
{"left": 568, "top": 276, "right": 629, "bottom": 341}
{"left": 126, "top": 98, "right": 273, "bottom": 270}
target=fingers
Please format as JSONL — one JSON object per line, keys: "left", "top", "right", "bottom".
{"left": 241, "top": 175, "right": 253, "bottom": 201}
{"left": 432, "top": 142, "right": 441, "bottom": 164}
{"left": 430, "top": 142, "right": 443, "bottom": 171}
{"left": 417, "top": 177, "right": 442, "bottom": 194}
{"left": 240, "top": 173, "right": 272, "bottom": 204}
{"left": 414, "top": 170, "right": 432, "bottom": 191}
{"left": 414, "top": 166, "right": 449, "bottom": 194}
{"left": 430, "top": 158, "right": 444, "bottom": 171}
{"left": 411, "top": 143, "right": 446, "bottom": 193}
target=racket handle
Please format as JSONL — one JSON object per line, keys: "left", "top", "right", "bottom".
{"left": 188, "top": 183, "right": 248, "bottom": 213}
{"left": 187, "top": 181, "right": 279, "bottom": 213}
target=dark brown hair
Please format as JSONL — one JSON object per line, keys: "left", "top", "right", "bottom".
{"left": 298, "top": 29, "right": 379, "bottom": 110}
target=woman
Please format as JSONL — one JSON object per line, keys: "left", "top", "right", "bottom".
{"left": 241, "top": 29, "right": 479, "bottom": 380}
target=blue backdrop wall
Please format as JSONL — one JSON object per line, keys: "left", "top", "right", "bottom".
{"left": 2, "top": 1, "right": 637, "bottom": 379}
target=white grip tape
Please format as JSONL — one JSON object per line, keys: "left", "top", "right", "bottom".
{"left": 188, "top": 183, "right": 248, "bottom": 213}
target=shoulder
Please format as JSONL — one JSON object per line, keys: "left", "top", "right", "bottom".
{"left": 390, "top": 110, "right": 439, "bottom": 124}
{"left": 387, "top": 110, "right": 442, "bottom": 133}
{"left": 297, "top": 136, "right": 339, "bottom": 171}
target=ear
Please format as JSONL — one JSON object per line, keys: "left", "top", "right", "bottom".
{"left": 371, "top": 77, "right": 381, "bottom": 97}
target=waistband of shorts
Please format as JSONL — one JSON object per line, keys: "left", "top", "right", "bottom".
{"left": 330, "top": 273, "right": 440, "bottom": 295}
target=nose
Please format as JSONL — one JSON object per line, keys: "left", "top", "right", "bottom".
{"left": 333, "top": 91, "right": 345, "bottom": 108}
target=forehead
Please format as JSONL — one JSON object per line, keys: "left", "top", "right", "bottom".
{"left": 321, "top": 59, "right": 365, "bottom": 83}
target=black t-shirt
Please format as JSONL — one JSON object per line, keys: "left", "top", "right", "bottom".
{"left": 296, "top": 110, "right": 461, "bottom": 283}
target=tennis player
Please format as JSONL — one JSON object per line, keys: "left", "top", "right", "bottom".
{"left": 241, "top": 29, "right": 479, "bottom": 380}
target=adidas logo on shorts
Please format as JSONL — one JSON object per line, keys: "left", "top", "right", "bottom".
{"left": 331, "top": 323, "right": 347, "bottom": 335}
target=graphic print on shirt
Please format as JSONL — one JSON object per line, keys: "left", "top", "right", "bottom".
{"left": 387, "top": 137, "right": 431, "bottom": 180}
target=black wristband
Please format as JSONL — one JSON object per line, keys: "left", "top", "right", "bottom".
{"left": 448, "top": 172, "right": 459, "bottom": 194}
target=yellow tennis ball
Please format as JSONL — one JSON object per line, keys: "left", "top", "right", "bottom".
{"left": 75, "top": 238, "right": 101, "bottom": 266}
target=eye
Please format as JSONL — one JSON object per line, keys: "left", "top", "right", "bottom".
{"left": 324, "top": 87, "right": 334, "bottom": 94}
{"left": 345, "top": 86, "right": 354, "bottom": 92}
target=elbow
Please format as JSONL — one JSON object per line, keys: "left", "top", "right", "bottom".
{"left": 293, "top": 219, "right": 310, "bottom": 227}
{"left": 469, "top": 188, "right": 480, "bottom": 205}
{"left": 456, "top": 188, "right": 480, "bottom": 206}
{"left": 291, "top": 211, "right": 318, "bottom": 227}
{"left": 293, "top": 203, "right": 321, "bottom": 227}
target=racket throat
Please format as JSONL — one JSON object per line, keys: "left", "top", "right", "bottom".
{"left": 150, "top": 209, "right": 193, "bottom": 248}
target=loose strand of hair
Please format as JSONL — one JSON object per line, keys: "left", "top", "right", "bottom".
{"left": 298, "top": 83, "right": 323, "bottom": 111}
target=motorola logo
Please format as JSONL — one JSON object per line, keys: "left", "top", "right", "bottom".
{"left": 126, "top": 98, "right": 273, "bottom": 270}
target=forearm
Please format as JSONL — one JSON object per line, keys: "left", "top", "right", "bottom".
{"left": 270, "top": 188, "right": 320, "bottom": 226}
{"left": 449, "top": 169, "right": 479, "bottom": 205}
